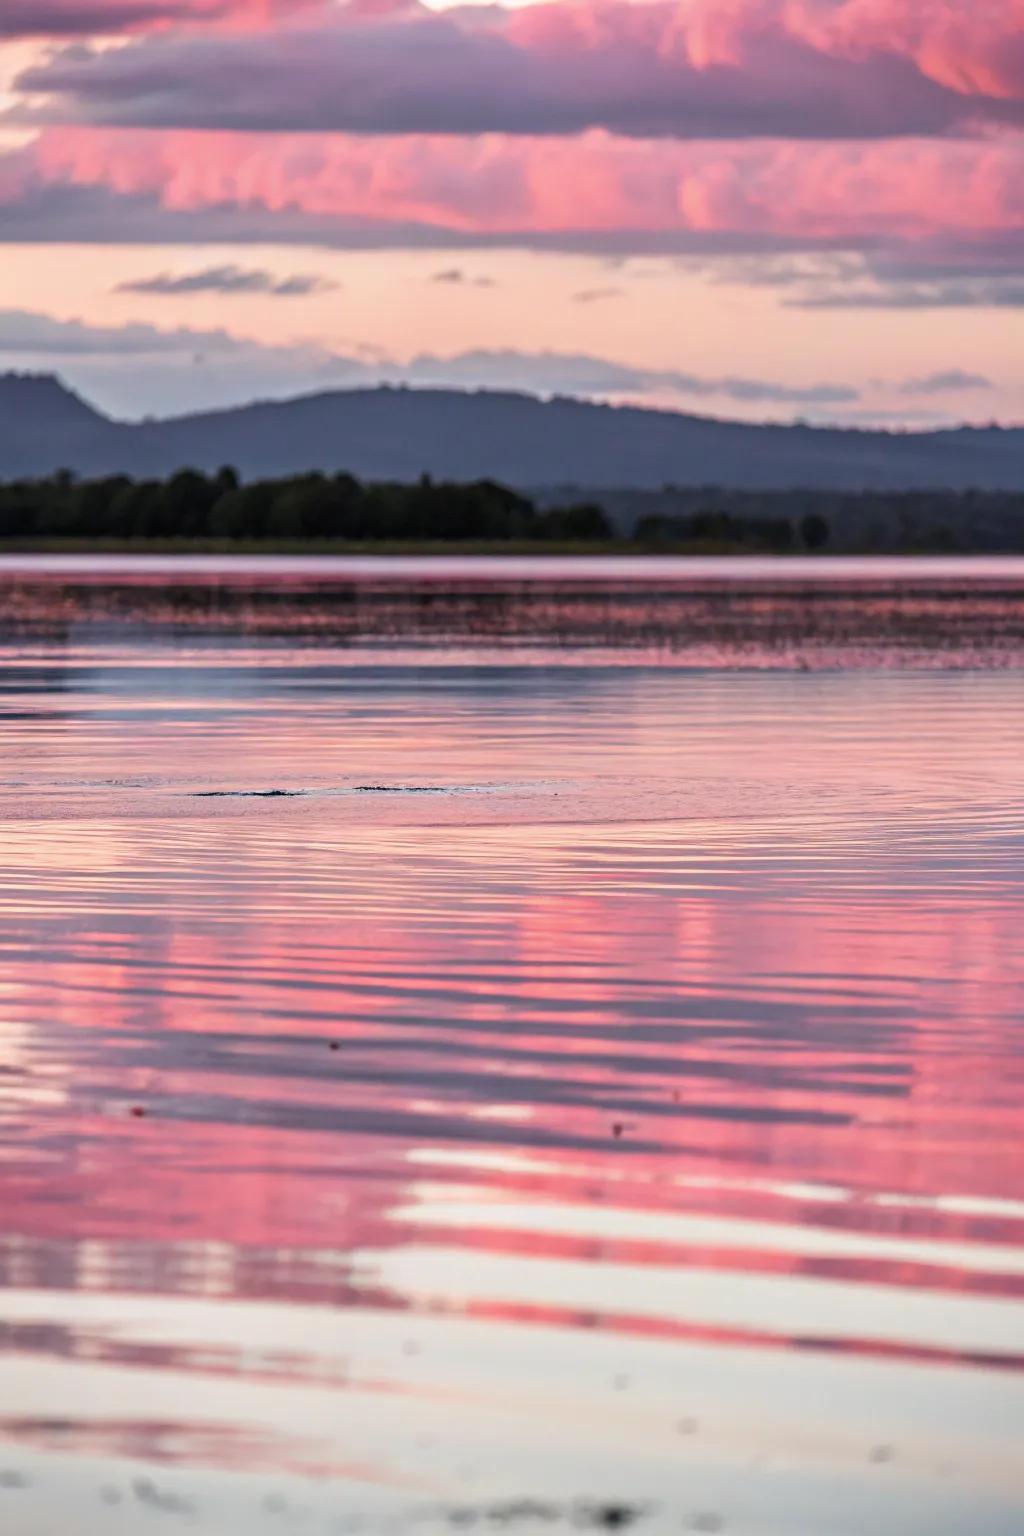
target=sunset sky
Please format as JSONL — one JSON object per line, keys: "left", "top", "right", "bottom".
{"left": 0, "top": 0, "right": 1020, "bottom": 423}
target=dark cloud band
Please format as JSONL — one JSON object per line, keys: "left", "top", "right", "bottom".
{"left": 116, "top": 264, "right": 337, "bottom": 295}
{"left": 13, "top": 4, "right": 1024, "bottom": 141}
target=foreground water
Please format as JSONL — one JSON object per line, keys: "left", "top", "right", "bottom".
{"left": 1, "top": 558, "right": 1023, "bottom": 1535}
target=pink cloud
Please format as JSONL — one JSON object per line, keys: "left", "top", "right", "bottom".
{"left": 6, "top": 126, "right": 1021, "bottom": 262}
{"left": 12, "top": 1, "right": 1024, "bottom": 139}
{"left": 6, "top": 0, "right": 1022, "bottom": 280}
{"left": 778, "top": 0, "right": 1024, "bottom": 103}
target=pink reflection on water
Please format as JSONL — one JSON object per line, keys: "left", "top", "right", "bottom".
{"left": 0, "top": 570, "right": 1022, "bottom": 1528}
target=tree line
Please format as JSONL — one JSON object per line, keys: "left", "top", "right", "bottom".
{"left": 0, "top": 469, "right": 611, "bottom": 544}
{"left": 0, "top": 469, "right": 826, "bottom": 547}
{"left": 0, "top": 469, "right": 1020, "bottom": 549}
{"left": 626, "top": 487, "right": 1024, "bottom": 552}
{"left": 634, "top": 509, "right": 828, "bottom": 551}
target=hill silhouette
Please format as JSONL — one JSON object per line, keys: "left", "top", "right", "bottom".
{"left": 2, "top": 373, "right": 1023, "bottom": 492}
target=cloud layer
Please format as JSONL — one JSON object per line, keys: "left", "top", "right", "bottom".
{"left": 0, "top": 0, "right": 311, "bottom": 39}
{"left": 788, "top": 279, "right": 1024, "bottom": 310}
{"left": 3, "top": 0, "right": 1020, "bottom": 422}
{"left": 2, "top": 308, "right": 848, "bottom": 400}
{"left": 0, "top": 308, "right": 990, "bottom": 411}
{"left": 14, "top": 1, "right": 1024, "bottom": 139}
{"left": 0, "top": 307, "right": 254, "bottom": 355}
{"left": 3, "top": 0, "right": 1022, "bottom": 303}
{"left": 0, "top": 1, "right": 214, "bottom": 38}
{"left": 3, "top": 128, "right": 1021, "bottom": 271}
{"left": 899, "top": 370, "right": 993, "bottom": 396}
{"left": 116, "top": 263, "right": 337, "bottom": 295}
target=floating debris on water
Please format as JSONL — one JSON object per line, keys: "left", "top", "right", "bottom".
{"left": 354, "top": 785, "right": 452, "bottom": 794}
{"left": 427, "top": 1502, "right": 648, "bottom": 1530}
{"left": 193, "top": 788, "right": 304, "bottom": 798}
{"left": 192, "top": 784, "right": 486, "bottom": 798}
{"left": 132, "top": 1477, "right": 194, "bottom": 1516}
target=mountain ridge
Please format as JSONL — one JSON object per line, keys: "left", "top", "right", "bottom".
{"left": 2, "top": 372, "right": 1022, "bottom": 492}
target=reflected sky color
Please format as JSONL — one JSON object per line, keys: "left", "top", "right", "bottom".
{"left": 0, "top": 560, "right": 1023, "bottom": 1534}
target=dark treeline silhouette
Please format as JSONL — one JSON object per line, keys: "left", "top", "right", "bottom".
{"left": 626, "top": 487, "right": 1024, "bottom": 551}
{"left": 0, "top": 469, "right": 1022, "bottom": 550}
{"left": 0, "top": 469, "right": 611, "bottom": 544}
{"left": 635, "top": 509, "right": 827, "bottom": 552}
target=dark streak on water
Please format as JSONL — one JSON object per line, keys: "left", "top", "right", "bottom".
{"left": 193, "top": 787, "right": 467, "bottom": 798}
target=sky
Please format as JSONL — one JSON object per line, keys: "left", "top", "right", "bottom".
{"left": 0, "top": 0, "right": 1020, "bottom": 424}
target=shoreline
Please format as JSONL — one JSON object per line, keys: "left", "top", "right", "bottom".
{"left": 3, "top": 552, "right": 1024, "bottom": 589}
{"left": 0, "top": 537, "right": 1019, "bottom": 559}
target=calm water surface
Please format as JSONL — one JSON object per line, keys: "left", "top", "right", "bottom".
{"left": 1, "top": 558, "right": 1023, "bottom": 1535}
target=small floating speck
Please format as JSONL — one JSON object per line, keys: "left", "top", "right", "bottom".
{"left": 578, "top": 1503, "right": 646, "bottom": 1529}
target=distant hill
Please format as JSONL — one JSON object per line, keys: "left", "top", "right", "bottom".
{"left": 2, "top": 372, "right": 1023, "bottom": 492}
{"left": 0, "top": 373, "right": 124, "bottom": 480}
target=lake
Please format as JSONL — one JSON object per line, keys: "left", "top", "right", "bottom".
{"left": 1, "top": 556, "right": 1023, "bottom": 1535}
